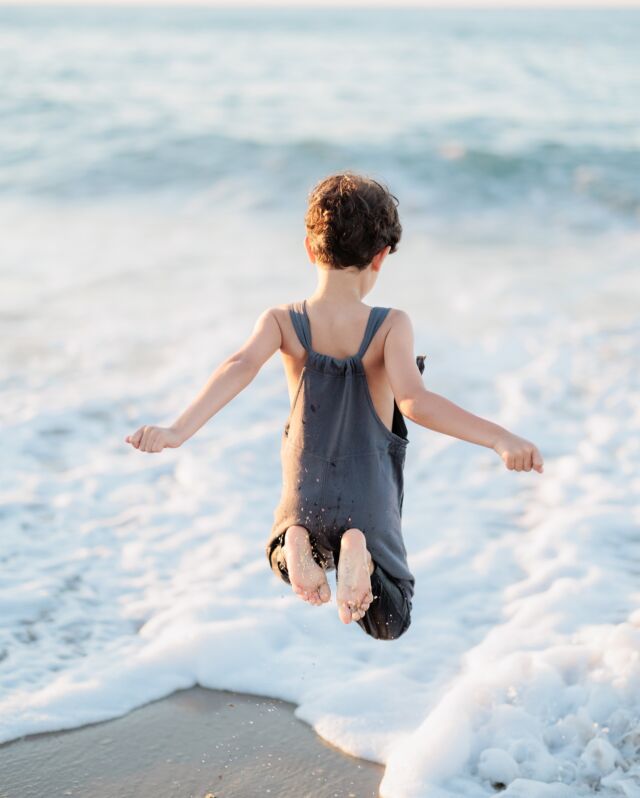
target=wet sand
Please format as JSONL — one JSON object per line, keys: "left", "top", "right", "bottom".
{"left": 0, "top": 686, "right": 382, "bottom": 798}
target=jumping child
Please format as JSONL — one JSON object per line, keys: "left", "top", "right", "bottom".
{"left": 125, "top": 172, "right": 544, "bottom": 642}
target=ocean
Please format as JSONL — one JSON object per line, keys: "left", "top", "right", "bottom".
{"left": 1, "top": 6, "right": 639, "bottom": 797}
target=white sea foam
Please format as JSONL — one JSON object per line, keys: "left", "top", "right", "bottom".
{"left": 1, "top": 197, "right": 639, "bottom": 797}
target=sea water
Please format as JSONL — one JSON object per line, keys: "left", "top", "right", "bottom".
{"left": 1, "top": 7, "right": 639, "bottom": 797}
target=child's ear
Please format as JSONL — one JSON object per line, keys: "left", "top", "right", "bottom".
{"left": 304, "top": 235, "right": 316, "bottom": 263}
{"left": 372, "top": 245, "right": 390, "bottom": 272}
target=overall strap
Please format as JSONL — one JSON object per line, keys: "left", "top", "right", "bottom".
{"left": 357, "top": 307, "right": 391, "bottom": 358}
{"left": 288, "top": 300, "right": 313, "bottom": 351}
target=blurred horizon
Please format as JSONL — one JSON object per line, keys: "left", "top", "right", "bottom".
{"left": 3, "top": 1, "right": 640, "bottom": 8}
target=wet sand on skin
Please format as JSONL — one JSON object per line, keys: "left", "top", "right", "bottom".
{"left": 0, "top": 686, "right": 382, "bottom": 798}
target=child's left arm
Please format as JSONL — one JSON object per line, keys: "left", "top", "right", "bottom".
{"left": 125, "top": 307, "right": 282, "bottom": 453}
{"left": 384, "top": 310, "right": 544, "bottom": 474}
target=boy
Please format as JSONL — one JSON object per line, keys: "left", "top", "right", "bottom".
{"left": 125, "top": 172, "right": 544, "bottom": 642}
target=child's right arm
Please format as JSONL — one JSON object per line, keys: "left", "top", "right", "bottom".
{"left": 125, "top": 307, "right": 282, "bottom": 454}
{"left": 384, "top": 310, "right": 544, "bottom": 473}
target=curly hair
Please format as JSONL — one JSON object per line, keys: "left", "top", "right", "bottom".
{"left": 304, "top": 172, "right": 402, "bottom": 270}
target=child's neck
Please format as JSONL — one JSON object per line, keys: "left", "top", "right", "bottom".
{"left": 309, "top": 263, "right": 371, "bottom": 305}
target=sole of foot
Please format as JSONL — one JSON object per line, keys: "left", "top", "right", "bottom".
{"left": 283, "top": 526, "right": 331, "bottom": 606}
{"left": 337, "top": 528, "right": 374, "bottom": 624}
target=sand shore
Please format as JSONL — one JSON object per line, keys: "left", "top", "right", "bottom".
{"left": 0, "top": 686, "right": 382, "bottom": 798}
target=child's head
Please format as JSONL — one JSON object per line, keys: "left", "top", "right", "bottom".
{"left": 304, "top": 172, "right": 402, "bottom": 271}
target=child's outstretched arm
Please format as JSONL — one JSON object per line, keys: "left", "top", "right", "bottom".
{"left": 125, "top": 308, "right": 282, "bottom": 453}
{"left": 384, "top": 310, "right": 544, "bottom": 473}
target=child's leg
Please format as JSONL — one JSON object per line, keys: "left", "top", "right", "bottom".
{"left": 354, "top": 564, "right": 412, "bottom": 641}
{"left": 269, "top": 526, "right": 331, "bottom": 606}
{"left": 335, "top": 528, "right": 412, "bottom": 640}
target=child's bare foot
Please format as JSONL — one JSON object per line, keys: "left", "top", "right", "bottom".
{"left": 283, "top": 526, "right": 331, "bottom": 606}
{"left": 337, "top": 528, "right": 375, "bottom": 624}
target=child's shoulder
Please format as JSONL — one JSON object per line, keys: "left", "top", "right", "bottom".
{"left": 259, "top": 303, "right": 413, "bottom": 331}
{"left": 380, "top": 308, "right": 418, "bottom": 357}
{"left": 260, "top": 303, "right": 298, "bottom": 331}
{"left": 383, "top": 307, "right": 413, "bottom": 333}
{"left": 384, "top": 306, "right": 410, "bottom": 320}
{"left": 263, "top": 302, "right": 296, "bottom": 317}
{"left": 255, "top": 303, "right": 293, "bottom": 324}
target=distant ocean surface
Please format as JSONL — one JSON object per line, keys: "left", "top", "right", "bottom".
{"left": 1, "top": 8, "right": 639, "bottom": 798}
{"left": 1, "top": 6, "right": 639, "bottom": 225}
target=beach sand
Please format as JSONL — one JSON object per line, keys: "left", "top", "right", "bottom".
{"left": 0, "top": 686, "right": 382, "bottom": 798}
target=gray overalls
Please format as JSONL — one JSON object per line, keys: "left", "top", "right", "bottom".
{"left": 266, "top": 300, "right": 426, "bottom": 640}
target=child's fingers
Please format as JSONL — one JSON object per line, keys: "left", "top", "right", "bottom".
{"left": 126, "top": 427, "right": 144, "bottom": 448}
{"left": 153, "top": 434, "right": 167, "bottom": 453}
{"left": 501, "top": 441, "right": 544, "bottom": 474}
{"left": 141, "top": 427, "right": 159, "bottom": 453}
{"left": 532, "top": 446, "right": 544, "bottom": 473}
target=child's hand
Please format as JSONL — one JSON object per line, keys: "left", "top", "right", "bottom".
{"left": 125, "top": 425, "right": 182, "bottom": 453}
{"left": 493, "top": 431, "right": 544, "bottom": 473}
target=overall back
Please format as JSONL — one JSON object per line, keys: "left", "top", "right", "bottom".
{"left": 266, "top": 300, "right": 425, "bottom": 602}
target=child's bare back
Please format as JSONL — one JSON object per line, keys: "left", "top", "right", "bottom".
{"left": 125, "top": 172, "right": 543, "bottom": 641}
{"left": 276, "top": 299, "right": 401, "bottom": 435}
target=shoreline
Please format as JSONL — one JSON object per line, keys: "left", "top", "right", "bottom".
{"left": 0, "top": 686, "right": 382, "bottom": 798}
